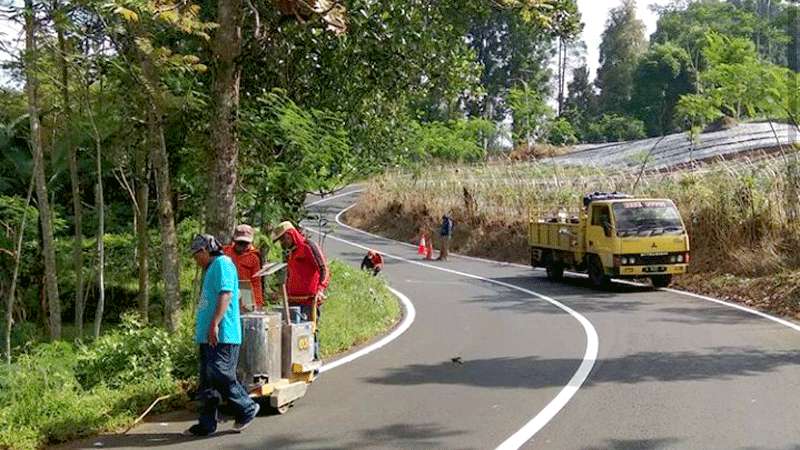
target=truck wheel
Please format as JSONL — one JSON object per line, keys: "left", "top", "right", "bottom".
{"left": 651, "top": 275, "right": 673, "bottom": 289}
{"left": 588, "top": 256, "right": 611, "bottom": 289}
{"left": 544, "top": 253, "right": 564, "bottom": 282}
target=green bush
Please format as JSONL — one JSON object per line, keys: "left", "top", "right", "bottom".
{"left": 76, "top": 313, "right": 178, "bottom": 390}
{"left": 586, "top": 113, "right": 647, "bottom": 143}
{"left": 0, "top": 258, "right": 400, "bottom": 449}
{"left": 547, "top": 118, "right": 579, "bottom": 146}
{"left": 0, "top": 314, "right": 194, "bottom": 449}
{"left": 0, "top": 342, "right": 177, "bottom": 450}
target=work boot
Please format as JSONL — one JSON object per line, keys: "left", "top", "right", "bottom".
{"left": 182, "top": 424, "right": 216, "bottom": 437}
{"left": 232, "top": 403, "right": 260, "bottom": 433}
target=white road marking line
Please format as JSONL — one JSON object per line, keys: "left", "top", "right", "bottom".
{"left": 307, "top": 193, "right": 599, "bottom": 449}
{"left": 662, "top": 288, "right": 800, "bottom": 332}
{"left": 322, "top": 190, "right": 800, "bottom": 333}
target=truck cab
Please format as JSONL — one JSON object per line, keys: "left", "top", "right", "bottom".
{"left": 529, "top": 192, "right": 690, "bottom": 289}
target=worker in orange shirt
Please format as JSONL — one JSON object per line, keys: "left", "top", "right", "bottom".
{"left": 223, "top": 224, "right": 264, "bottom": 310}
{"left": 360, "top": 250, "right": 384, "bottom": 276}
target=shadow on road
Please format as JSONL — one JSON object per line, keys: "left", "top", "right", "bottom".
{"left": 582, "top": 438, "right": 684, "bottom": 450}
{"left": 227, "top": 422, "right": 466, "bottom": 450}
{"left": 364, "top": 347, "right": 800, "bottom": 389}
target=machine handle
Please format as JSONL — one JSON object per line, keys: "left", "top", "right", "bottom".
{"left": 281, "top": 283, "right": 291, "bottom": 325}
{"left": 311, "top": 295, "right": 318, "bottom": 334}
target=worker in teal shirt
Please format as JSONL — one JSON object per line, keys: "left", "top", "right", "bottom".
{"left": 184, "top": 234, "right": 259, "bottom": 437}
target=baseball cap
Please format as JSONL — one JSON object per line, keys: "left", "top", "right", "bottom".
{"left": 233, "top": 224, "right": 255, "bottom": 243}
{"left": 190, "top": 234, "right": 221, "bottom": 254}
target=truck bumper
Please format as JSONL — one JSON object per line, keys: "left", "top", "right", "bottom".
{"left": 616, "top": 264, "right": 688, "bottom": 277}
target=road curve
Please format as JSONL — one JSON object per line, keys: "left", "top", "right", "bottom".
{"left": 63, "top": 190, "right": 800, "bottom": 450}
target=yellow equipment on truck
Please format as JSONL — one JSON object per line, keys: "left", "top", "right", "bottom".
{"left": 529, "top": 192, "right": 690, "bottom": 288}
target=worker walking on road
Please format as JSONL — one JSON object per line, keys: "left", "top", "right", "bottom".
{"left": 224, "top": 224, "right": 264, "bottom": 310}
{"left": 361, "top": 249, "right": 384, "bottom": 276}
{"left": 272, "top": 221, "right": 330, "bottom": 361}
{"left": 437, "top": 214, "right": 455, "bottom": 261}
{"left": 185, "top": 234, "right": 259, "bottom": 437}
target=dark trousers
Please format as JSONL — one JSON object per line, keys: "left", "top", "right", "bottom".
{"left": 297, "top": 304, "right": 322, "bottom": 361}
{"left": 198, "top": 343, "right": 258, "bottom": 432}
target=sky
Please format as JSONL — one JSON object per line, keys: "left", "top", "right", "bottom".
{"left": 579, "top": 0, "right": 669, "bottom": 80}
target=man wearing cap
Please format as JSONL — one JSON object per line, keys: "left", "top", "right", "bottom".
{"left": 185, "top": 234, "right": 259, "bottom": 437}
{"left": 272, "top": 221, "right": 329, "bottom": 360}
{"left": 224, "top": 224, "right": 264, "bottom": 310}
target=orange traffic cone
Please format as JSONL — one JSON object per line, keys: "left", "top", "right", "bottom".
{"left": 418, "top": 235, "right": 427, "bottom": 255}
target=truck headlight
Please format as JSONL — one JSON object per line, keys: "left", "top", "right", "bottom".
{"left": 670, "top": 255, "right": 678, "bottom": 263}
{"left": 676, "top": 254, "right": 684, "bottom": 263}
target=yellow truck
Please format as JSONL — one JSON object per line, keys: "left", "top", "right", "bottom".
{"left": 529, "top": 192, "right": 690, "bottom": 288}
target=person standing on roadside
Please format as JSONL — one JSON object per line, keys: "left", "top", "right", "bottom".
{"left": 437, "top": 214, "right": 454, "bottom": 261}
{"left": 184, "top": 234, "right": 259, "bottom": 437}
{"left": 272, "top": 221, "right": 329, "bottom": 361}
{"left": 224, "top": 224, "right": 264, "bottom": 310}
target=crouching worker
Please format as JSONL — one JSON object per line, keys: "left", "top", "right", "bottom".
{"left": 184, "top": 234, "right": 259, "bottom": 437}
{"left": 360, "top": 250, "right": 384, "bottom": 276}
{"left": 272, "top": 221, "right": 329, "bottom": 361}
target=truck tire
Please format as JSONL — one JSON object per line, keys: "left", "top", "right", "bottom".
{"left": 651, "top": 275, "right": 673, "bottom": 289}
{"left": 544, "top": 252, "right": 564, "bottom": 282}
{"left": 588, "top": 255, "right": 611, "bottom": 289}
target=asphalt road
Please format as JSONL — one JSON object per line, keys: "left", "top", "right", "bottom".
{"left": 63, "top": 190, "right": 800, "bottom": 450}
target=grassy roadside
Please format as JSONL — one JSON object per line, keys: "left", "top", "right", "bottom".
{"left": 321, "top": 261, "right": 401, "bottom": 357}
{"left": 0, "top": 259, "right": 401, "bottom": 450}
{"left": 347, "top": 159, "right": 800, "bottom": 320}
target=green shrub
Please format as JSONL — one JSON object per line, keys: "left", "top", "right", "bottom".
{"left": 0, "top": 258, "right": 399, "bottom": 449}
{"left": 76, "top": 313, "right": 177, "bottom": 390}
{"left": 586, "top": 113, "right": 647, "bottom": 142}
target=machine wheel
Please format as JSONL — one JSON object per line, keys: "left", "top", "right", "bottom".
{"left": 274, "top": 402, "right": 293, "bottom": 415}
{"left": 588, "top": 255, "right": 611, "bottom": 289}
{"left": 651, "top": 275, "right": 673, "bottom": 289}
{"left": 544, "top": 252, "right": 564, "bottom": 282}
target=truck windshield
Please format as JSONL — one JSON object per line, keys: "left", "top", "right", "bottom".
{"left": 612, "top": 201, "right": 684, "bottom": 236}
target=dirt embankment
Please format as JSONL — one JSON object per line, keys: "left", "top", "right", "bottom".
{"left": 345, "top": 195, "right": 800, "bottom": 321}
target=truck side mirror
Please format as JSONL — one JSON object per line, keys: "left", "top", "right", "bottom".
{"left": 602, "top": 222, "right": 613, "bottom": 237}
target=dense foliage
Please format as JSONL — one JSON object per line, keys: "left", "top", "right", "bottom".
{"left": 556, "top": 0, "right": 800, "bottom": 143}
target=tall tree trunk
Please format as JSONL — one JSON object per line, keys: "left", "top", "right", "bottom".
{"left": 55, "top": 2, "right": 85, "bottom": 337}
{"left": 25, "top": 0, "right": 61, "bottom": 340}
{"left": 207, "top": 0, "right": 243, "bottom": 243}
{"left": 92, "top": 133, "right": 105, "bottom": 338}
{"left": 149, "top": 109, "right": 180, "bottom": 332}
{"left": 5, "top": 177, "right": 34, "bottom": 364}
{"left": 557, "top": 37, "right": 565, "bottom": 117}
{"left": 135, "top": 144, "right": 150, "bottom": 323}
{"left": 139, "top": 52, "right": 181, "bottom": 332}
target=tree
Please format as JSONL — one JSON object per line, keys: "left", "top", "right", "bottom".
{"left": 585, "top": 113, "right": 646, "bottom": 143}
{"left": 52, "top": 0, "right": 86, "bottom": 337}
{"left": 24, "top": 0, "right": 62, "bottom": 340}
{"left": 207, "top": 0, "right": 243, "bottom": 243}
{"left": 675, "top": 32, "right": 788, "bottom": 126}
{"left": 595, "top": 0, "right": 646, "bottom": 115}
{"left": 630, "top": 43, "right": 694, "bottom": 136}
{"left": 562, "top": 64, "right": 596, "bottom": 140}
{"left": 508, "top": 82, "right": 553, "bottom": 148}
